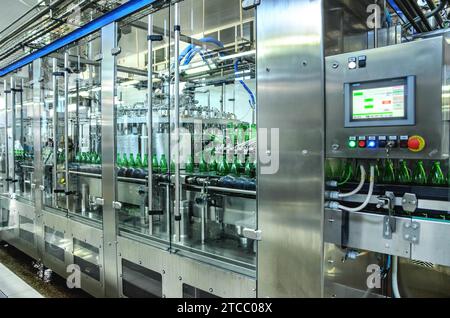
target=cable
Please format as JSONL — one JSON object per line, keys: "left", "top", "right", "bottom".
{"left": 338, "top": 165, "right": 366, "bottom": 198}
{"left": 337, "top": 165, "right": 374, "bottom": 213}
{"left": 234, "top": 59, "right": 256, "bottom": 109}
{"left": 392, "top": 256, "right": 401, "bottom": 298}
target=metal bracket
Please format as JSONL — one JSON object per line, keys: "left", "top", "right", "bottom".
{"left": 382, "top": 215, "right": 394, "bottom": 239}
{"left": 95, "top": 197, "right": 105, "bottom": 206}
{"left": 94, "top": 53, "right": 103, "bottom": 62}
{"left": 111, "top": 47, "right": 122, "bottom": 56}
{"left": 242, "top": 228, "right": 262, "bottom": 241}
{"left": 242, "top": 0, "right": 261, "bottom": 10}
{"left": 402, "top": 193, "right": 418, "bottom": 213}
{"left": 403, "top": 221, "right": 420, "bottom": 244}
{"left": 378, "top": 191, "right": 396, "bottom": 239}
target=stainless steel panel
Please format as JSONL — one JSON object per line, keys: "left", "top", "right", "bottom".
{"left": 101, "top": 22, "right": 119, "bottom": 297}
{"left": 117, "top": 236, "right": 256, "bottom": 298}
{"left": 324, "top": 209, "right": 411, "bottom": 257}
{"left": 33, "top": 58, "right": 45, "bottom": 261}
{"left": 326, "top": 37, "right": 449, "bottom": 160}
{"left": 323, "top": 243, "right": 385, "bottom": 298}
{"left": 411, "top": 218, "right": 450, "bottom": 267}
{"left": 257, "top": 0, "right": 325, "bottom": 297}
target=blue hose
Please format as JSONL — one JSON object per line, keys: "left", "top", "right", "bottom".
{"left": 234, "top": 59, "right": 256, "bottom": 109}
{"left": 179, "top": 37, "right": 224, "bottom": 65}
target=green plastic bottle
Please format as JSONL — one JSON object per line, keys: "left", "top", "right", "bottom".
{"left": 339, "top": 160, "right": 354, "bottom": 185}
{"left": 143, "top": 154, "right": 149, "bottom": 169}
{"left": 75, "top": 152, "right": 82, "bottom": 163}
{"left": 244, "top": 124, "right": 250, "bottom": 142}
{"left": 429, "top": 161, "right": 446, "bottom": 186}
{"left": 227, "top": 122, "right": 235, "bottom": 146}
{"left": 90, "top": 152, "right": 97, "bottom": 164}
{"left": 129, "top": 153, "right": 136, "bottom": 168}
{"left": 135, "top": 153, "right": 142, "bottom": 168}
{"left": 250, "top": 123, "right": 257, "bottom": 141}
{"left": 185, "top": 155, "right": 194, "bottom": 173}
{"left": 382, "top": 159, "right": 396, "bottom": 184}
{"left": 160, "top": 154, "right": 168, "bottom": 173}
{"left": 117, "top": 153, "right": 123, "bottom": 167}
{"left": 208, "top": 150, "right": 218, "bottom": 173}
{"left": 152, "top": 154, "right": 159, "bottom": 173}
{"left": 230, "top": 156, "right": 239, "bottom": 176}
{"left": 397, "top": 160, "right": 412, "bottom": 184}
{"left": 95, "top": 154, "right": 101, "bottom": 165}
{"left": 218, "top": 156, "right": 229, "bottom": 176}
{"left": 170, "top": 160, "right": 176, "bottom": 173}
{"left": 199, "top": 152, "right": 208, "bottom": 173}
{"left": 413, "top": 160, "right": 427, "bottom": 185}
{"left": 122, "top": 153, "right": 129, "bottom": 168}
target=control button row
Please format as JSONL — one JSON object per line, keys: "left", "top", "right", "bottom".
{"left": 348, "top": 135, "right": 426, "bottom": 152}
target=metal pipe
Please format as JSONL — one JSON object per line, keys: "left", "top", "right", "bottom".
{"left": 173, "top": 2, "right": 181, "bottom": 243}
{"left": 64, "top": 52, "right": 70, "bottom": 210}
{"left": 393, "top": 0, "right": 426, "bottom": 32}
{"left": 147, "top": 13, "right": 154, "bottom": 236}
{"left": 52, "top": 58, "right": 58, "bottom": 207}
{"left": 425, "top": 0, "right": 444, "bottom": 27}
{"left": 3, "top": 81, "right": 9, "bottom": 193}
{"left": 10, "top": 77, "right": 16, "bottom": 194}
{"left": 406, "top": 0, "right": 433, "bottom": 31}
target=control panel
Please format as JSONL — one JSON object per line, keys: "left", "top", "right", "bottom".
{"left": 346, "top": 135, "right": 426, "bottom": 152}
{"left": 325, "top": 36, "right": 449, "bottom": 160}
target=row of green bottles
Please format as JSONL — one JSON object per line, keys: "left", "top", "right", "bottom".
{"left": 75, "top": 152, "right": 101, "bottom": 164}
{"left": 327, "top": 159, "right": 449, "bottom": 187}
{"left": 185, "top": 152, "right": 256, "bottom": 178}
{"left": 117, "top": 153, "right": 149, "bottom": 169}
{"left": 226, "top": 123, "right": 257, "bottom": 145}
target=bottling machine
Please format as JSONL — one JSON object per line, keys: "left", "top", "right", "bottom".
{"left": 0, "top": 0, "right": 450, "bottom": 298}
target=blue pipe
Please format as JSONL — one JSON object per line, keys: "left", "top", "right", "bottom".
{"left": 234, "top": 59, "right": 256, "bottom": 109}
{"left": 0, "top": 0, "right": 157, "bottom": 77}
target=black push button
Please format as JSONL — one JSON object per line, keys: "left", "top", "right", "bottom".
{"left": 358, "top": 56, "right": 367, "bottom": 68}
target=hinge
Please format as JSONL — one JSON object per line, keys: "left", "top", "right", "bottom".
{"left": 95, "top": 197, "right": 105, "bottom": 206}
{"left": 94, "top": 53, "right": 103, "bottom": 62}
{"left": 242, "top": 228, "right": 262, "bottom": 241}
{"left": 242, "top": 0, "right": 260, "bottom": 10}
{"left": 112, "top": 201, "right": 122, "bottom": 210}
{"left": 111, "top": 47, "right": 122, "bottom": 56}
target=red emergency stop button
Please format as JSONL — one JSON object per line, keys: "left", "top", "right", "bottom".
{"left": 408, "top": 136, "right": 425, "bottom": 152}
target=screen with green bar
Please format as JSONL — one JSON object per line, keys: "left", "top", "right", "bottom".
{"left": 351, "top": 85, "right": 406, "bottom": 120}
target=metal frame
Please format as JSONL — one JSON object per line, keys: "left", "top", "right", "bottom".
{"left": 101, "top": 22, "right": 119, "bottom": 298}
{"left": 256, "top": 0, "right": 325, "bottom": 297}
{"left": 0, "top": 0, "right": 161, "bottom": 77}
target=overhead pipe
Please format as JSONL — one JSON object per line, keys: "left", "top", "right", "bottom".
{"left": 403, "top": 0, "right": 448, "bottom": 30}
{"left": 425, "top": 0, "right": 444, "bottom": 28}
{"left": 393, "top": 0, "right": 426, "bottom": 33}
{"left": 406, "top": 0, "right": 433, "bottom": 32}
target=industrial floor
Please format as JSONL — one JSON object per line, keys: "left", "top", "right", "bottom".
{"left": 0, "top": 262, "right": 42, "bottom": 298}
{"left": 0, "top": 242, "right": 91, "bottom": 298}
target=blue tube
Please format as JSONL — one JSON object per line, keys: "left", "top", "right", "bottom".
{"left": 179, "top": 44, "right": 195, "bottom": 63}
{"left": 179, "top": 37, "right": 224, "bottom": 65}
{"left": 386, "top": 255, "right": 392, "bottom": 271}
{"left": 234, "top": 59, "right": 256, "bottom": 109}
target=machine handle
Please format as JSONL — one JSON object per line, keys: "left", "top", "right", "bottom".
{"left": 53, "top": 189, "right": 65, "bottom": 194}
